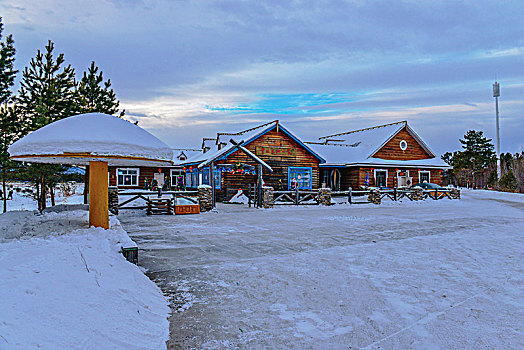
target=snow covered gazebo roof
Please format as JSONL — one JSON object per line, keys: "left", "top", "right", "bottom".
{"left": 8, "top": 113, "right": 173, "bottom": 167}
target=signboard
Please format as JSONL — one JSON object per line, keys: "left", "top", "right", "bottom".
{"left": 153, "top": 172, "right": 165, "bottom": 187}
{"left": 256, "top": 146, "right": 296, "bottom": 157}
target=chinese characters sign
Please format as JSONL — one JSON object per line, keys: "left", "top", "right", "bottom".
{"left": 255, "top": 146, "right": 297, "bottom": 157}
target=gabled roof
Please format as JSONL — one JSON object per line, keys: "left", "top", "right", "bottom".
{"left": 307, "top": 120, "right": 438, "bottom": 166}
{"left": 180, "top": 121, "right": 325, "bottom": 166}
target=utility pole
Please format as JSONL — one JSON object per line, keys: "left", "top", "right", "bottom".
{"left": 493, "top": 81, "right": 501, "bottom": 180}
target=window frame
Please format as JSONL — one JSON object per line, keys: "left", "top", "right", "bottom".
{"left": 116, "top": 168, "right": 140, "bottom": 187}
{"left": 419, "top": 170, "right": 431, "bottom": 183}
{"left": 170, "top": 169, "right": 185, "bottom": 188}
{"left": 374, "top": 169, "right": 388, "bottom": 187}
{"left": 201, "top": 168, "right": 222, "bottom": 190}
{"left": 288, "top": 167, "right": 313, "bottom": 190}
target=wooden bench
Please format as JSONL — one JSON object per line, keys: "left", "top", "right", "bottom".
{"left": 146, "top": 198, "right": 174, "bottom": 215}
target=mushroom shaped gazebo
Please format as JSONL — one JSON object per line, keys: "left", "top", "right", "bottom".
{"left": 8, "top": 113, "right": 173, "bottom": 229}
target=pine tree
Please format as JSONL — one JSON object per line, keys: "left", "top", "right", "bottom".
{"left": 499, "top": 170, "right": 517, "bottom": 192}
{"left": 77, "top": 61, "right": 124, "bottom": 203}
{"left": 0, "top": 17, "right": 18, "bottom": 213}
{"left": 443, "top": 130, "right": 496, "bottom": 188}
{"left": 16, "top": 40, "right": 78, "bottom": 211}
{"left": 78, "top": 61, "right": 125, "bottom": 117}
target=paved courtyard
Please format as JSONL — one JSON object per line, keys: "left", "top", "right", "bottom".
{"left": 118, "top": 190, "right": 524, "bottom": 349}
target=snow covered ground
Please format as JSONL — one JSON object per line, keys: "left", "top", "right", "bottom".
{"left": 0, "top": 209, "right": 169, "bottom": 349}
{"left": 1, "top": 182, "right": 85, "bottom": 212}
{"left": 119, "top": 189, "right": 524, "bottom": 349}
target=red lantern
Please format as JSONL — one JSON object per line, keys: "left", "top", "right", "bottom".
{"left": 183, "top": 167, "right": 187, "bottom": 171}
{"left": 370, "top": 168, "right": 374, "bottom": 172}
{"left": 158, "top": 168, "right": 162, "bottom": 173}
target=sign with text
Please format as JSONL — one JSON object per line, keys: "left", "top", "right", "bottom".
{"left": 256, "top": 146, "right": 296, "bottom": 157}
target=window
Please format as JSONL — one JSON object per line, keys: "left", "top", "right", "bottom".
{"left": 117, "top": 168, "right": 139, "bottom": 186}
{"left": 171, "top": 169, "right": 185, "bottom": 189}
{"left": 419, "top": 170, "right": 430, "bottom": 183}
{"left": 288, "top": 167, "right": 312, "bottom": 190}
{"left": 201, "top": 168, "right": 222, "bottom": 190}
{"left": 184, "top": 169, "right": 200, "bottom": 188}
{"left": 321, "top": 169, "right": 329, "bottom": 188}
{"left": 374, "top": 169, "right": 388, "bottom": 187}
{"left": 330, "top": 169, "right": 341, "bottom": 191}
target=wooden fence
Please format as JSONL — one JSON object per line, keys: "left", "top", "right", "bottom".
{"left": 118, "top": 190, "right": 199, "bottom": 210}
{"left": 332, "top": 187, "right": 460, "bottom": 204}
{"left": 272, "top": 189, "right": 320, "bottom": 205}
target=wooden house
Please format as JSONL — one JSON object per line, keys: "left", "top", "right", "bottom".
{"left": 305, "top": 121, "right": 450, "bottom": 190}
{"left": 179, "top": 121, "right": 325, "bottom": 201}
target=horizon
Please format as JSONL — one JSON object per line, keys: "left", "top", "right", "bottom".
{"left": 1, "top": 0, "right": 523, "bottom": 155}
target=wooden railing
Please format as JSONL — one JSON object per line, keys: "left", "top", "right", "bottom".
{"left": 332, "top": 187, "right": 460, "bottom": 204}
{"left": 118, "top": 190, "right": 199, "bottom": 210}
{"left": 273, "top": 189, "right": 319, "bottom": 205}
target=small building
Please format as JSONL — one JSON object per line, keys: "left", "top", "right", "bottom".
{"left": 306, "top": 121, "right": 450, "bottom": 190}
{"left": 179, "top": 120, "right": 325, "bottom": 201}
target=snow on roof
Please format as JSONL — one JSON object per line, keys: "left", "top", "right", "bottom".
{"left": 339, "top": 157, "right": 451, "bottom": 169}
{"left": 310, "top": 122, "right": 406, "bottom": 164}
{"left": 9, "top": 113, "right": 173, "bottom": 167}
{"left": 309, "top": 121, "right": 440, "bottom": 166}
{"left": 181, "top": 120, "right": 324, "bottom": 166}
{"left": 181, "top": 121, "right": 280, "bottom": 165}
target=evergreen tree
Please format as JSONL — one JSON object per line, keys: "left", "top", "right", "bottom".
{"left": 443, "top": 130, "right": 496, "bottom": 188}
{"left": 16, "top": 40, "right": 78, "bottom": 211}
{"left": 0, "top": 18, "right": 17, "bottom": 212}
{"left": 499, "top": 170, "right": 517, "bottom": 192}
{"left": 459, "top": 130, "right": 496, "bottom": 187}
{"left": 78, "top": 61, "right": 125, "bottom": 117}
{"left": 77, "top": 61, "right": 124, "bottom": 203}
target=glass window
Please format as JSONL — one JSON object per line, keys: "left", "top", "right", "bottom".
{"left": 201, "top": 168, "right": 221, "bottom": 190}
{"left": 117, "top": 168, "right": 139, "bottom": 186}
{"left": 375, "top": 170, "right": 387, "bottom": 187}
{"left": 419, "top": 171, "right": 430, "bottom": 183}
{"left": 171, "top": 169, "right": 185, "bottom": 189}
{"left": 190, "top": 169, "right": 199, "bottom": 188}
{"left": 288, "top": 167, "right": 312, "bottom": 190}
{"left": 185, "top": 171, "right": 192, "bottom": 188}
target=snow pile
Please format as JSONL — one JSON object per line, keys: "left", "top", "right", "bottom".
{"left": 228, "top": 189, "right": 249, "bottom": 204}
{"left": 8, "top": 113, "right": 173, "bottom": 166}
{"left": 0, "top": 209, "right": 169, "bottom": 349}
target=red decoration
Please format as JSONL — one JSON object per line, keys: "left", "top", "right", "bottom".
{"left": 183, "top": 167, "right": 186, "bottom": 171}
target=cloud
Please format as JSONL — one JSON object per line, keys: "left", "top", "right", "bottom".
{"left": 1, "top": 0, "right": 523, "bottom": 154}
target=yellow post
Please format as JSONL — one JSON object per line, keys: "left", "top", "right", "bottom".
{"left": 89, "top": 161, "right": 109, "bottom": 229}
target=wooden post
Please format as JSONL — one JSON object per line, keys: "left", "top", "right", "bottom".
{"left": 295, "top": 187, "right": 299, "bottom": 206}
{"left": 434, "top": 188, "right": 438, "bottom": 200}
{"left": 348, "top": 187, "right": 352, "bottom": 204}
{"left": 89, "top": 161, "right": 109, "bottom": 229}
{"left": 394, "top": 187, "right": 397, "bottom": 201}
{"left": 210, "top": 162, "right": 215, "bottom": 208}
{"left": 257, "top": 164, "right": 263, "bottom": 208}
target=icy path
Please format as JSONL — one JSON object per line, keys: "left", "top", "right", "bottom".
{"left": 118, "top": 190, "right": 524, "bottom": 349}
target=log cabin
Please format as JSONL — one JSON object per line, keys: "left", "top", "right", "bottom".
{"left": 305, "top": 120, "right": 450, "bottom": 190}
{"left": 107, "top": 120, "right": 449, "bottom": 199}
{"left": 177, "top": 120, "right": 325, "bottom": 201}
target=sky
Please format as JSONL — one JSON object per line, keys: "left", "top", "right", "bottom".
{"left": 1, "top": 0, "right": 523, "bottom": 156}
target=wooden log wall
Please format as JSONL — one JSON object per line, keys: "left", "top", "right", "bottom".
{"left": 108, "top": 166, "right": 175, "bottom": 188}
{"left": 353, "top": 166, "right": 443, "bottom": 188}
{"left": 373, "top": 127, "right": 432, "bottom": 160}
{"left": 215, "top": 129, "right": 321, "bottom": 201}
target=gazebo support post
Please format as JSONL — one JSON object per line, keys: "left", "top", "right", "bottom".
{"left": 89, "top": 160, "right": 109, "bottom": 229}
